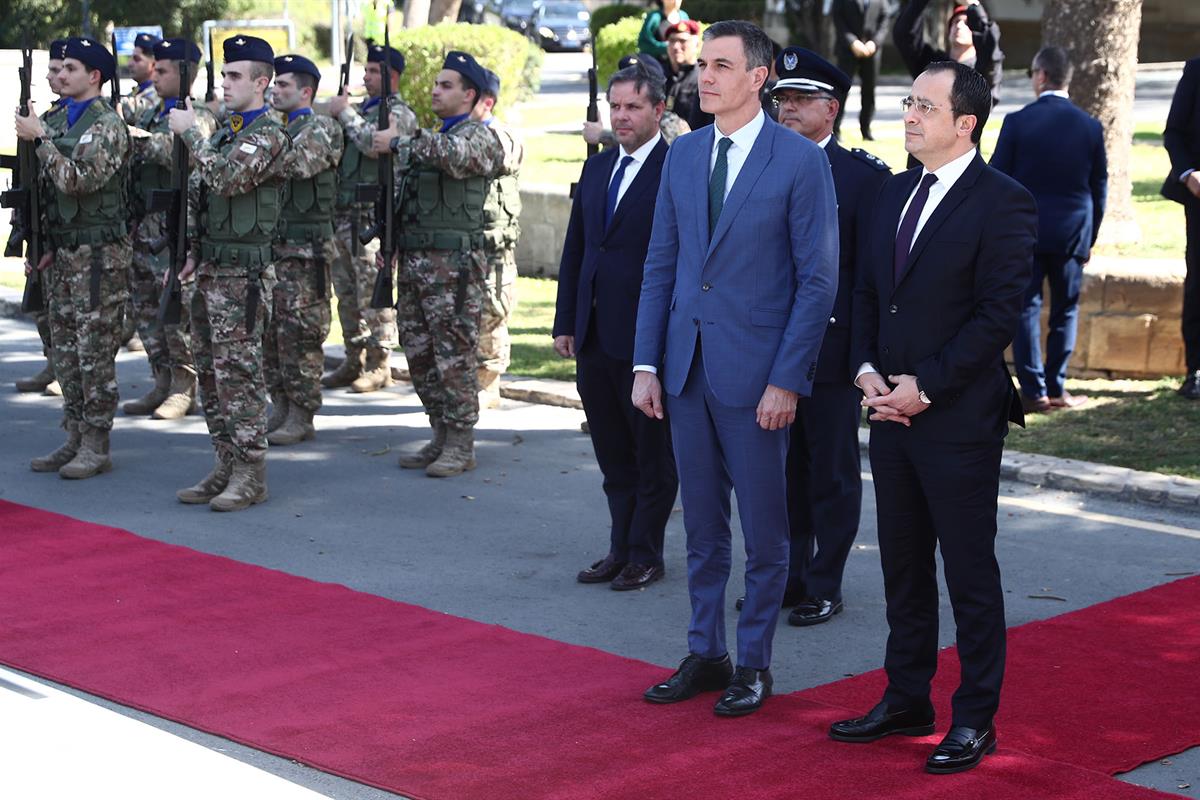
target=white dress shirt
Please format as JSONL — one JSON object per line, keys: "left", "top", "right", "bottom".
{"left": 609, "top": 131, "right": 663, "bottom": 211}
{"left": 1039, "top": 89, "right": 1070, "bottom": 100}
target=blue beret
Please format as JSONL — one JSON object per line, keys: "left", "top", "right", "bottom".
{"left": 442, "top": 50, "right": 487, "bottom": 97}
{"left": 773, "top": 47, "right": 851, "bottom": 98}
{"left": 482, "top": 68, "right": 500, "bottom": 98}
{"left": 63, "top": 37, "right": 116, "bottom": 82}
{"left": 49, "top": 39, "right": 68, "bottom": 60}
{"left": 223, "top": 34, "right": 274, "bottom": 65}
{"left": 275, "top": 54, "right": 321, "bottom": 83}
{"left": 367, "top": 44, "right": 405, "bottom": 75}
{"left": 134, "top": 32, "right": 163, "bottom": 53}
{"left": 154, "top": 38, "right": 202, "bottom": 63}
{"left": 617, "top": 53, "right": 666, "bottom": 81}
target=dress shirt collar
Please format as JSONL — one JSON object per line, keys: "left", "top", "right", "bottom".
{"left": 920, "top": 145, "right": 977, "bottom": 194}
{"left": 714, "top": 107, "right": 765, "bottom": 155}
{"left": 1039, "top": 89, "right": 1070, "bottom": 100}
{"left": 816, "top": 133, "right": 833, "bottom": 149}
{"left": 619, "top": 131, "right": 662, "bottom": 163}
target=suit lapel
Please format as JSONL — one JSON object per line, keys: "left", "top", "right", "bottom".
{"left": 881, "top": 169, "right": 920, "bottom": 290}
{"left": 605, "top": 138, "right": 666, "bottom": 238}
{"left": 588, "top": 148, "right": 618, "bottom": 239}
{"left": 694, "top": 127, "right": 715, "bottom": 245}
{"left": 895, "top": 154, "right": 985, "bottom": 289}
{"left": 706, "top": 119, "right": 773, "bottom": 258}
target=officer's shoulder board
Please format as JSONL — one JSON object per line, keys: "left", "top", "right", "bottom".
{"left": 850, "top": 147, "right": 889, "bottom": 172}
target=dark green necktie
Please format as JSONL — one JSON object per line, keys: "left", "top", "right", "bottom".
{"left": 708, "top": 136, "right": 733, "bottom": 239}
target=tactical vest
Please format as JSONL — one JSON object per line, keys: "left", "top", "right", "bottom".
{"left": 481, "top": 173, "right": 521, "bottom": 252}
{"left": 278, "top": 114, "right": 337, "bottom": 244}
{"left": 200, "top": 114, "right": 284, "bottom": 269}
{"left": 130, "top": 104, "right": 172, "bottom": 220}
{"left": 45, "top": 100, "right": 128, "bottom": 249}
{"left": 336, "top": 98, "right": 381, "bottom": 209}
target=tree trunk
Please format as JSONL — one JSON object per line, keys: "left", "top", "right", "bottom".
{"left": 427, "top": 0, "right": 463, "bottom": 24}
{"left": 403, "top": 0, "right": 431, "bottom": 28}
{"left": 1042, "top": 0, "right": 1143, "bottom": 244}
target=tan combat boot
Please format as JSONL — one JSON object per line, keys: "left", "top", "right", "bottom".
{"left": 267, "top": 392, "right": 290, "bottom": 432}
{"left": 30, "top": 421, "right": 81, "bottom": 473}
{"left": 426, "top": 426, "right": 476, "bottom": 478}
{"left": 210, "top": 459, "right": 268, "bottom": 512}
{"left": 123, "top": 367, "right": 171, "bottom": 415}
{"left": 177, "top": 448, "right": 234, "bottom": 504}
{"left": 16, "top": 362, "right": 55, "bottom": 393}
{"left": 350, "top": 346, "right": 395, "bottom": 393}
{"left": 321, "top": 347, "right": 364, "bottom": 389}
{"left": 267, "top": 405, "right": 315, "bottom": 446}
{"left": 152, "top": 366, "right": 197, "bottom": 420}
{"left": 44, "top": 379, "right": 62, "bottom": 397}
{"left": 478, "top": 367, "right": 502, "bottom": 410}
{"left": 399, "top": 418, "right": 447, "bottom": 469}
{"left": 59, "top": 425, "right": 113, "bottom": 480}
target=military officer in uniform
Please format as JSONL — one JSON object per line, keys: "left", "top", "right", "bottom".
{"left": 370, "top": 51, "right": 506, "bottom": 477}
{"left": 326, "top": 43, "right": 418, "bottom": 393}
{"left": 264, "top": 54, "right": 345, "bottom": 446}
{"left": 169, "top": 35, "right": 290, "bottom": 511}
{"left": 120, "top": 32, "right": 161, "bottom": 124}
{"left": 470, "top": 68, "right": 524, "bottom": 409}
{"left": 16, "top": 37, "right": 131, "bottom": 479}
{"left": 664, "top": 20, "right": 701, "bottom": 124}
{"left": 122, "top": 37, "right": 218, "bottom": 421}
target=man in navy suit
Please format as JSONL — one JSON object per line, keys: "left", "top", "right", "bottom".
{"left": 991, "top": 46, "right": 1107, "bottom": 413}
{"left": 1163, "top": 55, "right": 1200, "bottom": 399}
{"left": 553, "top": 60, "right": 678, "bottom": 591}
{"left": 830, "top": 62, "right": 1035, "bottom": 774}
{"left": 633, "top": 21, "right": 839, "bottom": 717}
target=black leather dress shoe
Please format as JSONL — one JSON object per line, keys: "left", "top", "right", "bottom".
{"left": 787, "top": 598, "right": 843, "bottom": 627}
{"left": 577, "top": 554, "right": 626, "bottom": 584}
{"left": 734, "top": 591, "right": 805, "bottom": 611}
{"left": 611, "top": 562, "right": 664, "bottom": 591}
{"left": 713, "top": 666, "right": 772, "bottom": 717}
{"left": 644, "top": 654, "right": 734, "bottom": 703}
{"left": 1179, "top": 371, "right": 1200, "bottom": 400}
{"left": 829, "top": 701, "right": 936, "bottom": 743}
{"left": 925, "top": 726, "right": 997, "bottom": 774}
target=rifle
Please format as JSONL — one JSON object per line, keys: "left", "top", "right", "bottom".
{"left": 205, "top": 28, "right": 215, "bottom": 103}
{"left": 585, "top": 47, "right": 598, "bottom": 158}
{"left": 0, "top": 41, "right": 46, "bottom": 313}
{"left": 338, "top": 33, "right": 354, "bottom": 95}
{"left": 148, "top": 42, "right": 194, "bottom": 326}
{"left": 111, "top": 32, "right": 121, "bottom": 109}
{"left": 365, "top": 26, "right": 397, "bottom": 310}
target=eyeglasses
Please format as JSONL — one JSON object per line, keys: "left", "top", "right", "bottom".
{"left": 900, "top": 96, "right": 942, "bottom": 116}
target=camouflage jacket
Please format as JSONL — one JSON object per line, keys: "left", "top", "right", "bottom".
{"left": 338, "top": 94, "right": 419, "bottom": 154}
{"left": 121, "top": 81, "right": 159, "bottom": 125}
{"left": 275, "top": 112, "right": 344, "bottom": 260}
{"left": 401, "top": 118, "right": 505, "bottom": 180}
{"left": 35, "top": 98, "right": 130, "bottom": 199}
{"left": 486, "top": 119, "right": 525, "bottom": 178}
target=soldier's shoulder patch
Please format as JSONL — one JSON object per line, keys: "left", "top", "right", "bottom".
{"left": 850, "top": 147, "right": 889, "bottom": 171}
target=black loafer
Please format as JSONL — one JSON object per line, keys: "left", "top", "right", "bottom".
{"left": 611, "top": 562, "right": 664, "bottom": 591}
{"left": 925, "top": 726, "right": 997, "bottom": 774}
{"left": 1180, "top": 371, "right": 1200, "bottom": 400}
{"left": 829, "top": 701, "right": 935, "bottom": 742}
{"left": 577, "top": 554, "right": 626, "bottom": 584}
{"left": 644, "top": 654, "right": 734, "bottom": 704}
{"left": 713, "top": 666, "right": 772, "bottom": 717}
{"left": 734, "top": 590, "right": 805, "bottom": 611}
{"left": 787, "top": 598, "right": 843, "bottom": 627}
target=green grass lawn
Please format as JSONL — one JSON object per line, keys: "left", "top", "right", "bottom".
{"left": 508, "top": 276, "right": 575, "bottom": 381}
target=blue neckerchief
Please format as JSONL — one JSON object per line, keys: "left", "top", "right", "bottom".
{"left": 361, "top": 96, "right": 382, "bottom": 114}
{"left": 439, "top": 112, "right": 469, "bottom": 133}
{"left": 228, "top": 105, "right": 270, "bottom": 134}
{"left": 137, "top": 79, "right": 153, "bottom": 93}
{"left": 288, "top": 108, "right": 313, "bottom": 123}
{"left": 65, "top": 97, "right": 98, "bottom": 129}
{"left": 156, "top": 97, "right": 180, "bottom": 119}
{"left": 483, "top": 117, "right": 493, "bottom": 127}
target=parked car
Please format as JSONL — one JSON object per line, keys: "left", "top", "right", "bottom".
{"left": 532, "top": 0, "right": 592, "bottom": 51}
{"left": 458, "top": 0, "right": 503, "bottom": 25}
{"left": 501, "top": 0, "right": 539, "bottom": 39}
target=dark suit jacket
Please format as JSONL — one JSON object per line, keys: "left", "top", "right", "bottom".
{"left": 831, "top": 0, "right": 895, "bottom": 60}
{"left": 990, "top": 94, "right": 1107, "bottom": 261}
{"left": 851, "top": 153, "right": 1037, "bottom": 443}
{"left": 1163, "top": 57, "right": 1200, "bottom": 208}
{"left": 553, "top": 137, "right": 669, "bottom": 361}
{"left": 819, "top": 139, "right": 890, "bottom": 384}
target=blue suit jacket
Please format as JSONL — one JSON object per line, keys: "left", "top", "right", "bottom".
{"left": 633, "top": 117, "right": 839, "bottom": 406}
{"left": 553, "top": 138, "right": 669, "bottom": 361}
{"left": 990, "top": 94, "right": 1107, "bottom": 261}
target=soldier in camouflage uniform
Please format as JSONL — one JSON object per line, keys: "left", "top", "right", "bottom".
{"left": 169, "top": 35, "right": 290, "bottom": 511}
{"left": 264, "top": 54, "right": 344, "bottom": 446}
{"left": 120, "top": 33, "right": 161, "bottom": 125}
{"left": 16, "top": 37, "right": 131, "bottom": 479}
{"left": 14, "top": 39, "right": 68, "bottom": 397}
{"left": 122, "top": 38, "right": 219, "bottom": 420}
{"left": 371, "top": 51, "right": 506, "bottom": 477}
{"left": 583, "top": 54, "right": 691, "bottom": 149}
{"left": 326, "top": 44, "right": 417, "bottom": 393}
{"left": 470, "top": 69, "right": 524, "bottom": 410}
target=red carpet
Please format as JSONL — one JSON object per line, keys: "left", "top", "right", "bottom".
{"left": 0, "top": 500, "right": 1190, "bottom": 800}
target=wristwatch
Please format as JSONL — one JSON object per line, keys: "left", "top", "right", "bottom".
{"left": 915, "top": 377, "right": 931, "bottom": 404}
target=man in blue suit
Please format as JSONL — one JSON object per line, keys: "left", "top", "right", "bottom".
{"left": 1162, "top": 55, "right": 1200, "bottom": 399}
{"left": 553, "top": 59, "right": 678, "bottom": 591}
{"left": 991, "top": 46, "right": 1107, "bottom": 413}
{"left": 633, "top": 20, "right": 839, "bottom": 717}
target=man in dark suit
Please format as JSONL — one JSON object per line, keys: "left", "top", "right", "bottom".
{"left": 830, "top": 0, "right": 895, "bottom": 140}
{"left": 894, "top": 0, "right": 1004, "bottom": 106}
{"left": 553, "top": 60, "right": 678, "bottom": 591}
{"left": 830, "top": 62, "right": 1036, "bottom": 774}
{"left": 1163, "top": 56, "right": 1200, "bottom": 399}
{"left": 633, "top": 21, "right": 839, "bottom": 717}
{"left": 991, "top": 46, "right": 1107, "bottom": 413}
{"left": 767, "top": 47, "right": 890, "bottom": 627}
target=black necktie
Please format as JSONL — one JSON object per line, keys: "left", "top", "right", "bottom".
{"left": 708, "top": 137, "right": 733, "bottom": 239}
{"left": 605, "top": 155, "right": 634, "bottom": 229}
{"left": 893, "top": 172, "right": 938, "bottom": 285}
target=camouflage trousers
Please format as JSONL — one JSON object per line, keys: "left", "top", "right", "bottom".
{"left": 35, "top": 311, "right": 51, "bottom": 356}
{"left": 397, "top": 248, "right": 487, "bottom": 430}
{"left": 47, "top": 238, "right": 131, "bottom": 432}
{"left": 191, "top": 269, "right": 273, "bottom": 464}
{"left": 331, "top": 210, "right": 398, "bottom": 353}
{"left": 478, "top": 247, "right": 517, "bottom": 382}
{"left": 264, "top": 252, "right": 332, "bottom": 413}
{"left": 129, "top": 241, "right": 195, "bottom": 374}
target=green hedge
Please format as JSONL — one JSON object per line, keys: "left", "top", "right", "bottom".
{"left": 390, "top": 23, "right": 543, "bottom": 127}
{"left": 589, "top": 3, "right": 645, "bottom": 40}
{"left": 594, "top": 16, "right": 646, "bottom": 87}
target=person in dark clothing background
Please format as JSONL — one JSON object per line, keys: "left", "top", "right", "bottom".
{"left": 1162, "top": 55, "right": 1200, "bottom": 400}
{"left": 831, "top": 0, "right": 897, "bottom": 140}
{"left": 894, "top": 0, "right": 1003, "bottom": 106}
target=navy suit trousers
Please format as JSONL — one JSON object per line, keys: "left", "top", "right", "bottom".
{"left": 1012, "top": 253, "right": 1085, "bottom": 399}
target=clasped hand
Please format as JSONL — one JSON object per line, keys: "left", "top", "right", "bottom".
{"left": 859, "top": 373, "right": 929, "bottom": 427}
